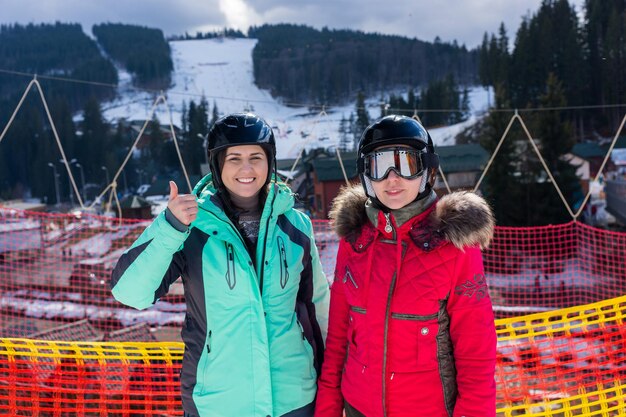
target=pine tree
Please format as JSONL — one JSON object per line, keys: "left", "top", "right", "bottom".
{"left": 407, "top": 89, "right": 417, "bottom": 114}
{"left": 600, "top": 2, "right": 626, "bottom": 129}
{"left": 354, "top": 92, "right": 370, "bottom": 146}
{"left": 79, "top": 97, "right": 108, "bottom": 186}
{"left": 338, "top": 114, "right": 351, "bottom": 152}
{"left": 148, "top": 115, "right": 163, "bottom": 158}
{"left": 495, "top": 23, "right": 510, "bottom": 90}
{"left": 50, "top": 98, "right": 79, "bottom": 202}
{"left": 479, "top": 84, "right": 525, "bottom": 226}
{"left": 348, "top": 113, "right": 357, "bottom": 150}
{"left": 181, "top": 101, "right": 189, "bottom": 134}
{"left": 184, "top": 98, "right": 210, "bottom": 175}
{"left": 530, "top": 73, "right": 580, "bottom": 225}
{"left": 419, "top": 75, "right": 467, "bottom": 126}
{"left": 510, "top": 0, "right": 584, "bottom": 109}
{"left": 211, "top": 101, "right": 220, "bottom": 126}
{"left": 21, "top": 105, "right": 47, "bottom": 201}
{"left": 478, "top": 32, "right": 492, "bottom": 87}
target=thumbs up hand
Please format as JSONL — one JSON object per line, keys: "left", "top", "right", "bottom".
{"left": 167, "top": 181, "right": 198, "bottom": 226}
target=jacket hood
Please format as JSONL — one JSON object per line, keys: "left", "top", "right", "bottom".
{"left": 329, "top": 184, "right": 495, "bottom": 250}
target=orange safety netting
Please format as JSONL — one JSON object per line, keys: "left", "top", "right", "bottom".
{"left": 495, "top": 295, "right": 626, "bottom": 416}
{"left": 0, "top": 339, "right": 183, "bottom": 416}
{"left": 1, "top": 208, "right": 625, "bottom": 416}
{"left": 484, "top": 222, "right": 626, "bottom": 317}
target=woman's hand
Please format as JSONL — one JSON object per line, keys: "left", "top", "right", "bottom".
{"left": 167, "top": 181, "right": 198, "bottom": 225}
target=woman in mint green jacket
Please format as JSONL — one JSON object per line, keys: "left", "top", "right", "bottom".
{"left": 110, "top": 113, "right": 329, "bottom": 417}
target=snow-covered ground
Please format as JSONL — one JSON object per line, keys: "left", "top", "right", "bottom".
{"left": 0, "top": 289, "right": 185, "bottom": 327}
{"left": 100, "top": 37, "right": 492, "bottom": 159}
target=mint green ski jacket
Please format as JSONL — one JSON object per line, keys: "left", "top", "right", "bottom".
{"left": 111, "top": 174, "right": 329, "bottom": 417}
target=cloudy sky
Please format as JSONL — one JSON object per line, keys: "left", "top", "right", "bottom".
{"left": 2, "top": 0, "right": 585, "bottom": 48}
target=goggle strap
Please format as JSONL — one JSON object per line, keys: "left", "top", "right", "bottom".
{"left": 422, "top": 152, "right": 439, "bottom": 169}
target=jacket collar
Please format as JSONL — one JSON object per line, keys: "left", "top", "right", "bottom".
{"left": 365, "top": 190, "right": 437, "bottom": 230}
{"left": 193, "top": 173, "right": 294, "bottom": 223}
{"left": 330, "top": 184, "right": 495, "bottom": 251}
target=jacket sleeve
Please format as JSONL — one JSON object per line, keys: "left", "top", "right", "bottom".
{"left": 110, "top": 211, "right": 189, "bottom": 310}
{"left": 314, "top": 240, "right": 350, "bottom": 417}
{"left": 447, "top": 246, "right": 497, "bottom": 417}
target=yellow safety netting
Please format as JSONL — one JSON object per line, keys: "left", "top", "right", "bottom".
{"left": 1, "top": 295, "right": 625, "bottom": 416}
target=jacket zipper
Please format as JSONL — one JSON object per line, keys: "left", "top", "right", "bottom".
{"left": 391, "top": 312, "right": 438, "bottom": 321}
{"left": 258, "top": 185, "right": 277, "bottom": 295}
{"left": 382, "top": 221, "right": 406, "bottom": 417}
{"left": 384, "top": 212, "right": 393, "bottom": 233}
{"left": 224, "top": 243, "right": 236, "bottom": 289}
{"left": 382, "top": 271, "right": 397, "bottom": 417}
{"left": 382, "top": 213, "right": 395, "bottom": 417}
{"left": 342, "top": 266, "right": 358, "bottom": 288}
{"left": 278, "top": 236, "right": 289, "bottom": 288}
{"left": 207, "top": 330, "right": 212, "bottom": 353}
{"left": 350, "top": 306, "right": 367, "bottom": 314}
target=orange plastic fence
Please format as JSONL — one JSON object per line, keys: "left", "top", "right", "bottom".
{"left": 0, "top": 339, "right": 183, "bottom": 416}
{"left": 1, "top": 295, "right": 625, "bottom": 416}
{"left": 495, "top": 295, "right": 626, "bottom": 416}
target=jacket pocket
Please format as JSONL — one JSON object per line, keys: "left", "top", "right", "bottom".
{"left": 224, "top": 243, "right": 236, "bottom": 290}
{"left": 389, "top": 312, "right": 439, "bottom": 372}
{"left": 348, "top": 306, "right": 368, "bottom": 366}
{"left": 296, "top": 320, "right": 317, "bottom": 379}
{"left": 342, "top": 265, "right": 362, "bottom": 306}
{"left": 200, "top": 329, "right": 213, "bottom": 382}
{"left": 277, "top": 236, "right": 289, "bottom": 289}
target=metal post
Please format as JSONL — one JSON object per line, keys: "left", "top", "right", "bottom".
{"left": 101, "top": 166, "right": 110, "bottom": 187}
{"left": 73, "top": 161, "right": 86, "bottom": 202}
{"left": 121, "top": 169, "right": 129, "bottom": 195}
{"left": 61, "top": 159, "right": 74, "bottom": 206}
{"left": 47, "top": 162, "right": 60, "bottom": 206}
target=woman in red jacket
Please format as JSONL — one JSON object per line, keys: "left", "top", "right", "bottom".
{"left": 315, "top": 115, "right": 496, "bottom": 417}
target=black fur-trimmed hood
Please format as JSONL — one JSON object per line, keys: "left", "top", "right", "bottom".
{"left": 329, "top": 185, "right": 495, "bottom": 250}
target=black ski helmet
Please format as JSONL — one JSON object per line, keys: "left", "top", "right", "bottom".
{"left": 357, "top": 115, "right": 439, "bottom": 204}
{"left": 207, "top": 113, "right": 276, "bottom": 190}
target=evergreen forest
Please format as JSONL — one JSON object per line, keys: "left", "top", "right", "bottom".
{"left": 250, "top": 24, "right": 478, "bottom": 105}
{"left": 476, "top": 0, "right": 625, "bottom": 226}
{"left": 0, "top": 0, "right": 623, "bottom": 228}
{"left": 92, "top": 23, "right": 173, "bottom": 90}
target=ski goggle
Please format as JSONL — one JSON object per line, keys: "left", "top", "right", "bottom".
{"left": 363, "top": 147, "right": 425, "bottom": 181}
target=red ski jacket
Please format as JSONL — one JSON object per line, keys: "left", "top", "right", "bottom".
{"left": 315, "top": 187, "right": 496, "bottom": 417}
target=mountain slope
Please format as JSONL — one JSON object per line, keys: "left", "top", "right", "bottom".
{"left": 101, "top": 37, "right": 492, "bottom": 159}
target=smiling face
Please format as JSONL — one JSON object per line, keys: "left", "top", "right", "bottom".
{"left": 370, "top": 170, "right": 422, "bottom": 210}
{"left": 220, "top": 145, "right": 269, "bottom": 199}
{"left": 369, "top": 145, "right": 423, "bottom": 209}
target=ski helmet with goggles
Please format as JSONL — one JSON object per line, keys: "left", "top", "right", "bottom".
{"left": 207, "top": 113, "right": 276, "bottom": 190}
{"left": 357, "top": 115, "right": 439, "bottom": 204}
